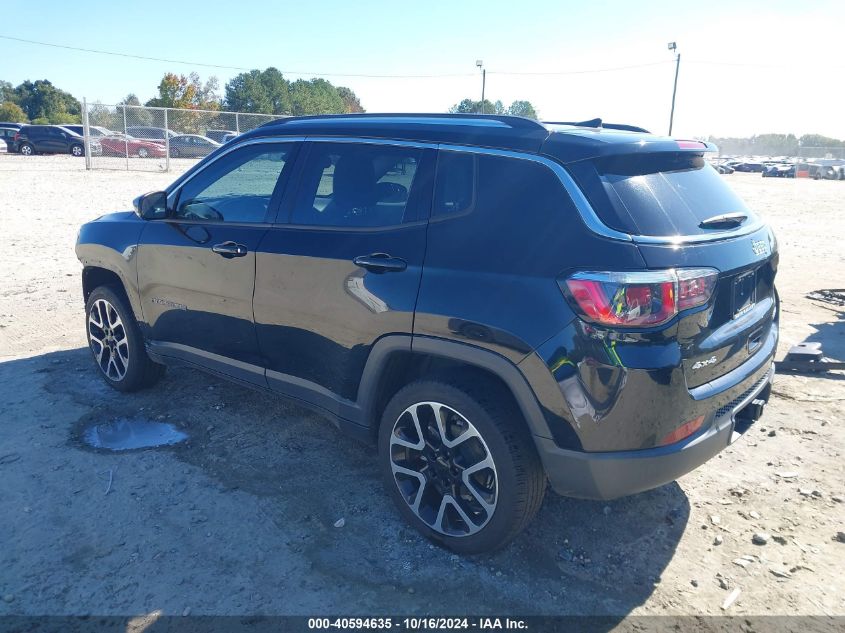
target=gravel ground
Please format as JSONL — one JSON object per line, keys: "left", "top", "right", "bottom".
{"left": 0, "top": 155, "right": 843, "bottom": 618}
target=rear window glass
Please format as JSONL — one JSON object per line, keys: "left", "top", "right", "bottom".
{"left": 570, "top": 153, "right": 757, "bottom": 236}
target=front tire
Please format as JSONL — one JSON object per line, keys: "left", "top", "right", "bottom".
{"left": 378, "top": 379, "right": 546, "bottom": 554}
{"left": 85, "top": 286, "right": 164, "bottom": 392}
{"left": 71, "top": 144, "right": 84, "bottom": 157}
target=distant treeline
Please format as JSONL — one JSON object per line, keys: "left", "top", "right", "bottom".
{"left": 708, "top": 133, "right": 844, "bottom": 157}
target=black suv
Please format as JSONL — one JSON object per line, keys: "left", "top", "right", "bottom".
{"left": 16, "top": 125, "right": 94, "bottom": 156}
{"left": 75, "top": 114, "right": 778, "bottom": 553}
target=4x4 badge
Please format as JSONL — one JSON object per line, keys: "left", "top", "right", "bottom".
{"left": 692, "top": 356, "right": 718, "bottom": 370}
{"left": 751, "top": 239, "right": 769, "bottom": 257}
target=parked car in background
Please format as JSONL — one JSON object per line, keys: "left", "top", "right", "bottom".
{"left": 15, "top": 125, "right": 100, "bottom": 156}
{"left": 762, "top": 164, "right": 795, "bottom": 178}
{"left": 730, "top": 161, "right": 766, "bottom": 173}
{"left": 125, "top": 126, "right": 179, "bottom": 144}
{"left": 715, "top": 163, "right": 735, "bottom": 174}
{"left": 62, "top": 125, "right": 114, "bottom": 138}
{"left": 99, "top": 134, "right": 166, "bottom": 158}
{"left": 168, "top": 134, "right": 221, "bottom": 158}
{"left": 0, "top": 122, "right": 24, "bottom": 130}
{"left": 811, "top": 164, "right": 839, "bottom": 180}
{"left": 205, "top": 129, "right": 237, "bottom": 144}
{"left": 0, "top": 138, "right": 7, "bottom": 153}
{"left": 221, "top": 132, "right": 240, "bottom": 144}
{"left": 0, "top": 126, "right": 20, "bottom": 152}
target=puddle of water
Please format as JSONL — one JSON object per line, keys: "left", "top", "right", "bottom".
{"left": 82, "top": 417, "right": 188, "bottom": 451}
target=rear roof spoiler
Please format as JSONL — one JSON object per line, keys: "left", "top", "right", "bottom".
{"left": 543, "top": 118, "right": 651, "bottom": 133}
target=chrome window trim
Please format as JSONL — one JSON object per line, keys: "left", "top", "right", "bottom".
{"left": 166, "top": 134, "right": 764, "bottom": 245}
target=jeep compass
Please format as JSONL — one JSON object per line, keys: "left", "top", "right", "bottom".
{"left": 75, "top": 114, "right": 778, "bottom": 554}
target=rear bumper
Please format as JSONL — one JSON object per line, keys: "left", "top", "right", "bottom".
{"left": 538, "top": 362, "right": 774, "bottom": 500}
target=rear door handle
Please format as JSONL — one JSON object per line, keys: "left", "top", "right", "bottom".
{"left": 212, "top": 241, "right": 248, "bottom": 258}
{"left": 353, "top": 253, "right": 407, "bottom": 273}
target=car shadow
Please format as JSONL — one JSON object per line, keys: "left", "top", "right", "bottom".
{"left": 6, "top": 347, "right": 688, "bottom": 622}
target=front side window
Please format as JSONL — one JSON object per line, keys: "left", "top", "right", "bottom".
{"left": 174, "top": 143, "right": 293, "bottom": 223}
{"left": 291, "top": 143, "right": 423, "bottom": 227}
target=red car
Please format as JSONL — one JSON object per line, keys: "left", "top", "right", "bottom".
{"left": 99, "top": 134, "right": 166, "bottom": 158}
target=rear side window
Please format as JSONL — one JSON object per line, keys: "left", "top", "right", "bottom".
{"left": 428, "top": 151, "right": 576, "bottom": 272}
{"left": 291, "top": 142, "right": 425, "bottom": 227}
{"left": 570, "top": 153, "right": 758, "bottom": 236}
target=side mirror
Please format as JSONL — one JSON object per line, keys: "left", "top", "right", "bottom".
{"left": 133, "top": 191, "right": 168, "bottom": 220}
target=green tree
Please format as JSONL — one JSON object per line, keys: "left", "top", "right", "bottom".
{"left": 146, "top": 72, "right": 220, "bottom": 110}
{"left": 12, "top": 79, "right": 80, "bottom": 122}
{"left": 449, "top": 98, "right": 537, "bottom": 117}
{"left": 0, "top": 80, "right": 14, "bottom": 104}
{"left": 507, "top": 100, "right": 538, "bottom": 119}
{"left": 0, "top": 101, "right": 27, "bottom": 122}
{"left": 120, "top": 93, "right": 141, "bottom": 106}
{"left": 225, "top": 68, "right": 291, "bottom": 115}
{"left": 289, "top": 78, "right": 345, "bottom": 115}
{"left": 337, "top": 86, "right": 365, "bottom": 113}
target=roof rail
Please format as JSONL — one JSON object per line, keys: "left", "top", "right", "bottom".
{"left": 258, "top": 112, "right": 549, "bottom": 131}
{"left": 544, "top": 118, "right": 650, "bottom": 134}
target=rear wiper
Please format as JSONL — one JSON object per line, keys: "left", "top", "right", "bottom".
{"left": 699, "top": 212, "right": 748, "bottom": 229}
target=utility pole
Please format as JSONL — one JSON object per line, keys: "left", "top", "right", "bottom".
{"left": 668, "top": 42, "right": 680, "bottom": 136}
{"left": 476, "top": 60, "right": 486, "bottom": 114}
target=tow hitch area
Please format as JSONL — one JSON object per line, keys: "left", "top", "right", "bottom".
{"left": 732, "top": 396, "right": 768, "bottom": 440}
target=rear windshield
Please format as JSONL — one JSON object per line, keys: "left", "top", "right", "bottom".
{"left": 569, "top": 153, "right": 757, "bottom": 236}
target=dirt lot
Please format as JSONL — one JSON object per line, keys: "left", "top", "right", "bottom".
{"left": 0, "top": 155, "right": 843, "bottom": 619}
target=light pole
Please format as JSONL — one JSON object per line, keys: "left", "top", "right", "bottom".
{"left": 668, "top": 42, "right": 680, "bottom": 136}
{"left": 476, "top": 59, "right": 486, "bottom": 114}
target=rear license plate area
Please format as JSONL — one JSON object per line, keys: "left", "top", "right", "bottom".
{"left": 733, "top": 270, "right": 757, "bottom": 318}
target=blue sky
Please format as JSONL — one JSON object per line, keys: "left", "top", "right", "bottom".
{"left": 3, "top": 0, "right": 844, "bottom": 138}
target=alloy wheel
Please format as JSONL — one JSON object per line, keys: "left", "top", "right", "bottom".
{"left": 20, "top": 144, "right": 32, "bottom": 156}
{"left": 138, "top": 147, "right": 148, "bottom": 158}
{"left": 88, "top": 299, "right": 129, "bottom": 381}
{"left": 72, "top": 145, "right": 83, "bottom": 157}
{"left": 389, "top": 401, "right": 498, "bottom": 537}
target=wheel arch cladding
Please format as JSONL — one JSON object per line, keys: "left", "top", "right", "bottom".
{"left": 358, "top": 335, "right": 554, "bottom": 442}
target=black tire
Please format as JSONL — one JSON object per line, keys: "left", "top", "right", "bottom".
{"left": 70, "top": 144, "right": 84, "bottom": 157}
{"left": 137, "top": 147, "right": 149, "bottom": 158}
{"left": 171, "top": 148, "right": 180, "bottom": 158}
{"left": 19, "top": 142, "right": 34, "bottom": 156}
{"left": 85, "top": 286, "right": 164, "bottom": 392}
{"left": 378, "top": 379, "right": 546, "bottom": 554}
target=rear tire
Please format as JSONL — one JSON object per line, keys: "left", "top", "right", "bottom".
{"left": 378, "top": 379, "right": 546, "bottom": 554}
{"left": 19, "top": 143, "right": 33, "bottom": 156}
{"left": 85, "top": 286, "right": 164, "bottom": 392}
{"left": 138, "top": 147, "right": 149, "bottom": 158}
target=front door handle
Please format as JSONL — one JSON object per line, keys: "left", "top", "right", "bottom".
{"left": 353, "top": 253, "right": 407, "bottom": 273}
{"left": 212, "top": 241, "right": 248, "bottom": 258}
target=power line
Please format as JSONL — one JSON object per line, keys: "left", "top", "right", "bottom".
{"left": 488, "top": 60, "right": 672, "bottom": 75}
{"left": 0, "top": 34, "right": 473, "bottom": 78}
{"left": 0, "top": 33, "right": 673, "bottom": 79}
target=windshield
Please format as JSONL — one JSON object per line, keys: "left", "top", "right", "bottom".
{"left": 570, "top": 153, "right": 758, "bottom": 236}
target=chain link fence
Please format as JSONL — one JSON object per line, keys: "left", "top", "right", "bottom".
{"left": 81, "top": 101, "right": 287, "bottom": 172}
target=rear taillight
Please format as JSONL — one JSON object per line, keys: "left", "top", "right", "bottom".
{"left": 561, "top": 268, "right": 718, "bottom": 328}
